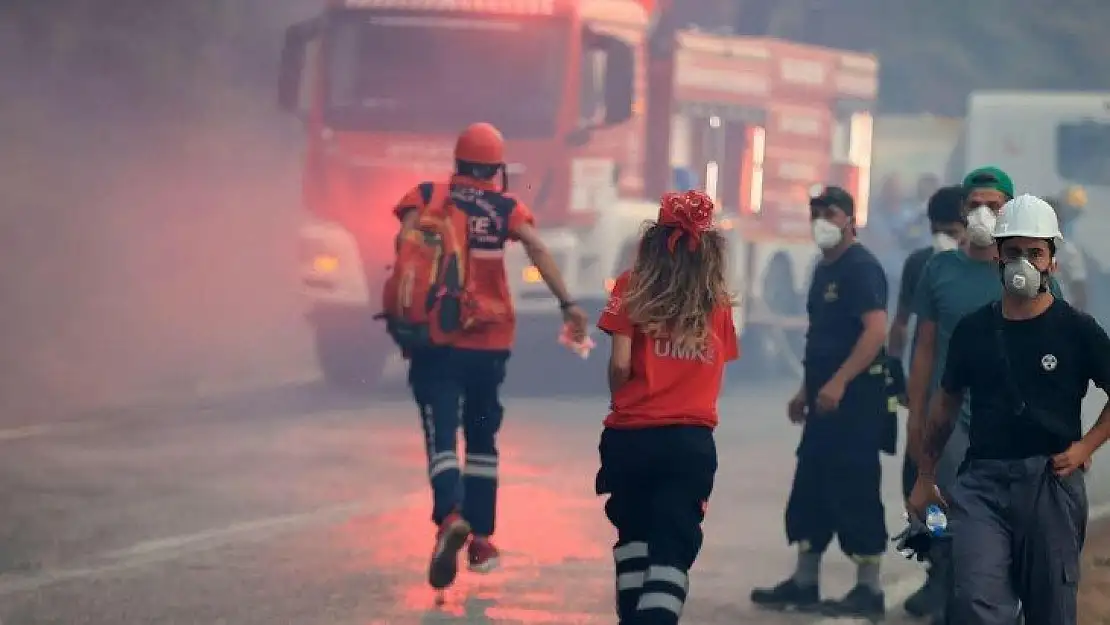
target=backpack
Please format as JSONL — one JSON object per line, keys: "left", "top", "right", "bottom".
{"left": 379, "top": 183, "right": 466, "bottom": 352}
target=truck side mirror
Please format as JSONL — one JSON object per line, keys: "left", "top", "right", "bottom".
{"left": 602, "top": 41, "right": 635, "bottom": 125}
{"left": 279, "top": 19, "right": 319, "bottom": 114}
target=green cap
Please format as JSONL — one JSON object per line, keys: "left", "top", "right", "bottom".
{"left": 962, "top": 166, "right": 1014, "bottom": 199}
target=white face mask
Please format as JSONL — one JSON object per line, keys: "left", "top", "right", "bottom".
{"left": 812, "top": 218, "right": 844, "bottom": 250}
{"left": 966, "top": 205, "right": 997, "bottom": 247}
{"left": 932, "top": 232, "right": 959, "bottom": 253}
{"left": 1001, "top": 258, "right": 1045, "bottom": 298}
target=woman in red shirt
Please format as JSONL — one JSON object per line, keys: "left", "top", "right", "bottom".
{"left": 596, "top": 190, "right": 739, "bottom": 625}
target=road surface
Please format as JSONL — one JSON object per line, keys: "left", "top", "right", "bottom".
{"left": 0, "top": 378, "right": 1106, "bottom": 625}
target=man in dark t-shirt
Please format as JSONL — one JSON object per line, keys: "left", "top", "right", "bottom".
{"left": 752, "top": 187, "right": 890, "bottom": 620}
{"left": 909, "top": 194, "right": 1110, "bottom": 625}
{"left": 890, "top": 186, "right": 968, "bottom": 385}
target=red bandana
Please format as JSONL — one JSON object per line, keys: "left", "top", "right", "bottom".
{"left": 658, "top": 190, "right": 715, "bottom": 252}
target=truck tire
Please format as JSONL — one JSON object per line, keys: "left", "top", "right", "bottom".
{"left": 313, "top": 323, "right": 389, "bottom": 391}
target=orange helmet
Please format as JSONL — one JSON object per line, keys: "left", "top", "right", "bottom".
{"left": 455, "top": 122, "right": 505, "bottom": 165}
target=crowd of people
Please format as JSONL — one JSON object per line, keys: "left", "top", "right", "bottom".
{"left": 379, "top": 121, "right": 1110, "bottom": 625}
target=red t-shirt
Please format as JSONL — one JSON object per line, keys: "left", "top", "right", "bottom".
{"left": 392, "top": 176, "right": 535, "bottom": 351}
{"left": 597, "top": 271, "right": 739, "bottom": 429}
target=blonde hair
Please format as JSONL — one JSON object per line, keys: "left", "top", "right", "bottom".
{"left": 622, "top": 222, "right": 731, "bottom": 350}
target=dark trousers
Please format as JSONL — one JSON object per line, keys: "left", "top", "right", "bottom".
{"left": 785, "top": 452, "right": 887, "bottom": 557}
{"left": 948, "top": 457, "right": 1087, "bottom": 625}
{"left": 596, "top": 426, "right": 717, "bottom": 625}
{"left": 408, "top": 347, "right": 510, "bottom": 537}
{"left": 789, "top": 368, "right": 888, "bottom": 558}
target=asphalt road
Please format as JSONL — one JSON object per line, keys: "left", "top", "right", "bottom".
{"left": 0, "top": 377, "right": 1106, "bottom": 625}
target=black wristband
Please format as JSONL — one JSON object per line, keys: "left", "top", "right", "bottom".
{"left": 558, "top": 299, "right": 577, "bottom": 311}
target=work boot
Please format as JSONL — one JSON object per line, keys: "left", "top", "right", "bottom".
{"left": 821, "top": 584, "right": 886, "bottom": 621}
{"left": 428, "top": 512, "right": 471, "bottom": 589}
{"left": 904, "top": 572, "right": 938, "bottom": 617}
{"left": 467, "top": 536, "right": 501, "bottom": 573}
{"left": 750, "top": 579, "right": 821, "bottom": 612}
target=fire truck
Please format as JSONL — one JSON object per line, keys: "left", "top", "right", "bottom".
{"left": 279, "top": 0, "right": 877, "bottom": 388}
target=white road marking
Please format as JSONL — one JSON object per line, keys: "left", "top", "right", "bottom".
{"left": 808, "top": 502, "right": 1110, "bottom": 624}
{"left": 0, "top": 424, "right": 67, "bottom": 441}
{"left": 0, "top": 493, "right": 424, "bottom": 597}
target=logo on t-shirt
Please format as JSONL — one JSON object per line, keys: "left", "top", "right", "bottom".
{"left": 1041, "top": 354, "right": 1058, "bottom": 372}
{"left": 603, "top": 294, "right": 622, "bottom": 315}
{"left": 824, "top": 282, "right": 839, "bottom": 302}
{"left": 652, "top": 338, "right": 716, "bottom": 363}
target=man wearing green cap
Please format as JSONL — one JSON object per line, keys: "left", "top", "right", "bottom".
{"left": 904, "top": 166, "right": 1064, "bottom": 624}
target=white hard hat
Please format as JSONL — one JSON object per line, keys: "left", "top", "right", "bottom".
{"left": 993, "top": 194, "right": 1063, "bottom": 244}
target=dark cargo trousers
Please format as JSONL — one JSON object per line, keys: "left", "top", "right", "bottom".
{"left": 408, "top": 347, "right": 510, "bottom": 537}
{"left": 786, "top": 373, "right": 889, "bottom": 558}
{"left": 784, "top": 453, "right": 888, "bottom": 557}
{"left": 596, "top": 426, "right": 717, "bottom": 625}
{"left": 948, "top": 457, "right": 1087, "bottom": 625}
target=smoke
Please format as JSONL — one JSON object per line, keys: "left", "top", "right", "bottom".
{"left": 0, "top": 1, "right": 320, "bottom": 422}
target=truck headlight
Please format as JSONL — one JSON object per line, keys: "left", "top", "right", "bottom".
{"left": 312, "top": 254, "right": 340, "bottom": 275}
{"left": 522, "top": 265, "right": 542, "bottom": 283}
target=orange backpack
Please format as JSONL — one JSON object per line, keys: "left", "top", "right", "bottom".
{"left": 379, "top": 183, "right": 466, "bottom": 351}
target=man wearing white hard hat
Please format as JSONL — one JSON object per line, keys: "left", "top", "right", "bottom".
{"left": 909, "top": 194, "right": 1110, "bottom": 625}
{"left": 904, "top": 169, "right": 1065, "bottom": 623}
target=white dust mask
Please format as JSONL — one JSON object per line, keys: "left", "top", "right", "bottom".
{"left": 812, "top": 218, "right": 844, "bottom": 250}
{"left": 966, "top": 206, "right": 997, "bottom": 247}
{"left": 932, "top": 232, "right": 959, "bottom": 252}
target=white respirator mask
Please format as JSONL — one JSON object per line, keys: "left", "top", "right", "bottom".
{"left": 932, "top": 232, "right": 959, "bottom": 253}
{"left": 1001, "top": 257, "right": 1047, "bottom": 299}
{"left": 999, "top": 256, "right": 1047, "bottom": 299}
{"left": 812, "top": 218, "right": 844, "bottom": 250}
{"left": 965, "top": 205, "right": 997, "bottom": 247}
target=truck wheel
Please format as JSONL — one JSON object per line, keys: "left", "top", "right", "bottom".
{"left": 313, "top": 324, "right": 388, "bottom": 391}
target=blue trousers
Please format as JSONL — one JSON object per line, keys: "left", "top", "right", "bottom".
{"left": 408, "top": 347, "right": 509, "bottom": 537}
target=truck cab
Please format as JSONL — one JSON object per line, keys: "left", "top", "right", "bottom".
{"left": 279, "top": 0, "right": 640, "bottom": 388}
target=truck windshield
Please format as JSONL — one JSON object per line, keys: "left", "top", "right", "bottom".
{"left": 1057, "top": 121, "right": 1110, "bottom": 186}
{"left": 325, "top": 11, "right": 568, "bottom": 138}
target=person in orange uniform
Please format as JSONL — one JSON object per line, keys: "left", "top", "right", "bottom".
{"left": 392, "top": 122, "right": 588, "bottom": 590}
{"left": 595, "top": 190, "right": 739, "bottom": 625}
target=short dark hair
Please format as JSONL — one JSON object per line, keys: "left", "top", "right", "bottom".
{"left": 809, "top": 185, "right": 855, "bottom": 217}
{"left": 927, "top": 185, "right": 966, "bottom": 225}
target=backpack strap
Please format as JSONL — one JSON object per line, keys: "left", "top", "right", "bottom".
{"left": 417, "top": 182, "right": 435, "bottom": 206}
{"left": 425, "top": 182, "right": 465, "bottom": 285}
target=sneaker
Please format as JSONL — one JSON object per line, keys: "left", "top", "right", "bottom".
{"left": 820, "top": 584, "right": 886, "bottom": 620}
{"left": 750, "top": 578, "right": 821, "bottom": 612}
{"left": 428, "top": 512, "right": 471, "bottom": 589}
{"left": 904, "top": 576, "right": 938, "bottom": 617}
{"left": 467, "top": 537, "right": 500, "bottom": 573}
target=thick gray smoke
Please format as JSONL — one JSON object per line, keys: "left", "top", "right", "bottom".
{"left": 0, "top": 1, "right": 320, "bottom": 422}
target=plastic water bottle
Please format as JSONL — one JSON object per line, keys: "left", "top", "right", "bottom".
{"left": 925, "top": 504, "right": 948, "bottom": 537}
